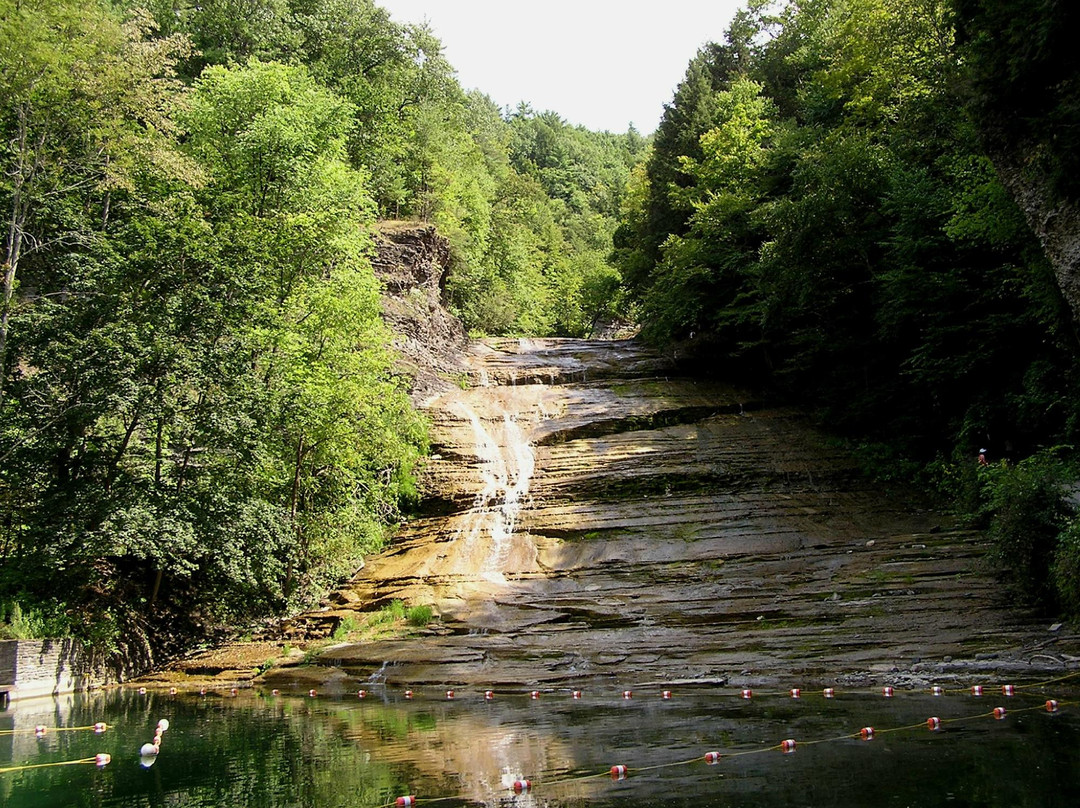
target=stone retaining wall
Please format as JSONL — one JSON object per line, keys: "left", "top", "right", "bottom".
{"left": 0, "top": 639, "right": 106, "bottom": 701}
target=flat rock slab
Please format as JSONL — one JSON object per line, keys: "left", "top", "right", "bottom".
{"left": 279, "top": 338, "right": 1078, "bottom": 688}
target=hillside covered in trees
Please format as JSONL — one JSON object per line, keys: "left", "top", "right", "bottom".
{"left": 2, "top": 0, "right": 1080, "bottom": 665}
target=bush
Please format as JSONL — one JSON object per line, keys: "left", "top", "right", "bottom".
{"left": 981, "top": 451, "right": 1077, "bottom": 606}
{"left": 0, "top": 600, "right": 69, "bottom": 640}
{"left": 405, "top": 605, "right": 434, "bottom": 627}
{"left": 1052, "top": 519, "right": 1080, "bottom": 617}
{"left": 331, "top": 616, "right": 360, "bottom": 641}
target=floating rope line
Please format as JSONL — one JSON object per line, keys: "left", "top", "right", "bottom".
{"left": 364, "top": 695, "right": 1077, "bottom": 807}
{"left": 0, "top": 755, "right": 110, "bottom": 775}
{"left": 0, "top": 723, "right": 107, "bottom": 736}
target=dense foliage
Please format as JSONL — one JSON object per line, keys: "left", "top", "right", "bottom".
{"left": 614, "top": 0, "right": 1080, "bottom": 612}
{"left": 0, "top": 0, "right": 639, "bottom": 659}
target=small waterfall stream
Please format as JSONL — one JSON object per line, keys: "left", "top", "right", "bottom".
{"left": 452, "top": 401, "right": 537, "bottom": 581}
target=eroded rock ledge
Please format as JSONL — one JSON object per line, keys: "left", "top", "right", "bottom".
{"left": 371, "top": 220, "right": 468, "bottom": 403}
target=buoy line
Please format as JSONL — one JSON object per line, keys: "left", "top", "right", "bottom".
{"left": 0, "top": 755, "right": 111, "bottom": 774}
{"left": 370, "top": 696, "right": 1076, "bottom": 807}
{"left": 126, "top": 668, "right": 1080, "bottom": 702}
{"left": 0, "top": 722, "right": 108, "bottom": 736}
{"left": 0, "top": 717, "right": 168, "bottom": 777}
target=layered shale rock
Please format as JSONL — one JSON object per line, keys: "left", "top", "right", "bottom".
{"left": 280, "top": 338, "right": 1078, "bottom": 689}
{"left": 371, "top": 221, "right": 468, "bottom": 403}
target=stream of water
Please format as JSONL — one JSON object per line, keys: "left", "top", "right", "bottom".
{"left": 3, "top": 685, "right": 1079, "bottom": 807}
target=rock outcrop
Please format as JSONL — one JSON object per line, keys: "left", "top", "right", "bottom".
{"left": 282, "top": 338, "right": 1078, "bottom": 689}
{"left": 371, "top": 221, "right": 468, "bottom": 403}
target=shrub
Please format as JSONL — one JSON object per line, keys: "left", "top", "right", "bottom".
{"left": 982, "top": 451, "right": 1076, "bottom": 606}
{"left": 331, "top": 616, "right": 360, "bottom": 641}
{"left": 1051, "top": 519, "right": 1080, "bottom": 617}
{"left": 405, "top": 605, "right": 434, "bottom": 627}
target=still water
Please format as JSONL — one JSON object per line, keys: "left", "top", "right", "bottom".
{"left": 2, "top": 683, "right": 1079, "bottom": 808}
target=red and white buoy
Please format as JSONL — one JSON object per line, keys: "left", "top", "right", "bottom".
{"left": 138, "top": 687, "right": 147, "bottom": 695}
{"left": 531, "top": 690, "right": 540, "bottom": 700}
{"left": 446, "top": 690, "right": 455, "bottom": 700}
{"left": 741, "top": 689, "right": 753, "bottom": 700}
{"left": 993, "top": 707, "right": 1007, "bottom": 719}
{"left": 395, "top": 796, "right": 416, "bottom": 807}
{"left": 308, "top": 689, "right": 317, "bottom": 698}
{"left": 95, "top": 753, "right": 111, "bottom": 767}
{"left": 572, "top": 690, "right": 582, "bottom": 700}
{"left": 357, "top": 690, "right": 366, "bottom": 699}
{"left": 823, "top": 688, "right": 835, "bottom": 699}
{"left": 662, "top": 690, "right": 673, "bottom": 700}
{"left": 1002, "top": 684, "right": 1015, "bottom": 696}
{"left": 271, "top": 689, "right": 280, "bottom": 696}
{"left": 971, "top": 685, "right": 983, "bottom": 697}
{"left": 622, "top": 690, "right": 633, "bottom": 700}
{"left": 931, "top": 686, "right": 944, "bottom": 696}
{"left": 169, "top": 687, "right": 177, "bottom": 696}
{"left": 513, "top": 780, "right": 532, "bottom": 793}
{"left": 926, "top": 716, "right": 941, "bottom": 731}
{"left": 94, "top": 722, "right": 107, "bottom": 734}
{"left": 610, "top": 765, "right": 628, "bottom": 780}
{"left": 1046, "top": 699, "right": 1059, "bottom": 713}
{"left": 882, "top": 686, "right": 894, "bottom": 698}
{"left": 704, "top": 751, "right": 722, "bottom": 764}
{"left": 404, "top": 690, "right": 413, "bottom": 700}
{"left": 231, "top": 688, "right": 238, "bottom": 696}
{"left": 34, "top": 725, "right": 46, "bottom": 737}
{"left": 790, "top": 688, "right": 801, "bottom": 699}
{"left": 485, "top": 690, "right": 494, "bottom": 700}
{"left": 199, "top": 688, "right": 207, "bottom": 696}
{"left": 781, "top": 739, "right": 797, "bottom": 754}
{"left": 860, "top": 727, "right": 874, "bottom": 740}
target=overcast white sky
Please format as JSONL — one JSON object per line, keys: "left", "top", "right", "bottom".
{"left": 377, "top": 1, "right": 747, "bottom": 133}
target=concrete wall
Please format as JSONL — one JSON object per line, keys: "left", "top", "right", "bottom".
{"left": 0, "top": 639, "right": 105, "bottom": 701}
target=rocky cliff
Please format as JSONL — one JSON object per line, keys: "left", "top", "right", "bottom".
{"left": 371, "top": 221, "right": 468, "bottom": 403}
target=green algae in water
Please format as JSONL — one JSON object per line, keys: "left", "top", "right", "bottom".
{"left": 2, "top": 686, "right": 1079, "bottom": 807}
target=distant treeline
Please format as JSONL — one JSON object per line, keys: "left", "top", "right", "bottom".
{"left": 0, "top": 0, "right": 639, "bottom": 659}
{"left": 614, "top": 0, "right": 1080, "bottom": 612}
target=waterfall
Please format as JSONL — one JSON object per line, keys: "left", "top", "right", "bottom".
{"left": 453, "top": 401, "right": 535, "bottom": 580}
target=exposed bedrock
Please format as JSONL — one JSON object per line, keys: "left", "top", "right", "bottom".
{"left": 283, "top": 337, "right": 1077, "bottom": 689}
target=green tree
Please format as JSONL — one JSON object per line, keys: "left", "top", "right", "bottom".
{"left": 0, "top": 0, "right": 190, "bottom": 403}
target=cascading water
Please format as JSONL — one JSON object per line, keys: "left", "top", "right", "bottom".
{"left": 452, "top": 401, "right": 536, "bottom": 581}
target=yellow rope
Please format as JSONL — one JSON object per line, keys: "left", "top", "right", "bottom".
{"left": 0, "top": 757, "right": 100, "bottom": 775}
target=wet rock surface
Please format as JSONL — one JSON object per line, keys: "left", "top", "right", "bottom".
{"left": 276, "top": 337, "right": 1078, "bottom": 690}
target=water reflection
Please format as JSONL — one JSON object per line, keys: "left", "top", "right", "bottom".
{"left": 2, "top": 686, "right": 1080, "bottom": 807}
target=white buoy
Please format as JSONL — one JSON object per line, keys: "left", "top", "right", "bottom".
{"left": 140, "top": 742, "right": 160, "bottom": 756}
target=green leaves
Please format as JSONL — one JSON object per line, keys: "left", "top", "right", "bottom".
{"left": 0, "top": 18, "right": 427, "bottom": 653}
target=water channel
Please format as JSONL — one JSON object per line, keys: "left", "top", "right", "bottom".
{"left": 3, "top": 684, "right": 1079, "bottom": 807}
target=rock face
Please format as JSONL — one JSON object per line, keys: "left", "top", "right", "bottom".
{"left": 371, "top": 221, "right": 468, "bottom": 403}
{"left": 288, "top": 337, "right": 1077, "bottom": 689}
